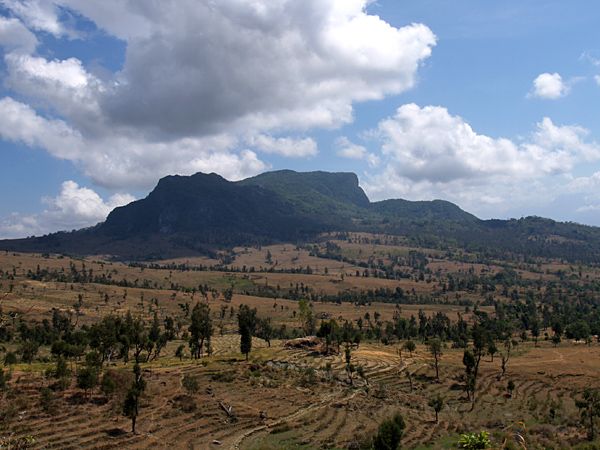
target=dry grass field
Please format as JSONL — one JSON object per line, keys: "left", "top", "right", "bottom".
{"left": 2, "top": 240, "right": 600, "bottom": 449}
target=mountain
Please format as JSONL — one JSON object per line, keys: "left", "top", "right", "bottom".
{"left": 1, "top": 170, "right": 600, "bottom": 262}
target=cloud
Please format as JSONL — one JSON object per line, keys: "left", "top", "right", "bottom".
{"left": 0, "top": 0, "right": 67, "bottom": 36}
{"left": 595, "top": 75, "right": 600, "bottom": 86}
{"left": 248, "top": 135, "right": 317, "bottom": 158}
{"left": 0, "top": 181, "right": 134, "bottom": 238}
{"left": 0, "top": 16, "right": 37, "bottom": 53}
{"left": 0, "top": 0, "right": 435, "bottom": 190}
{"left": 335, "top": 136, "right": 379, "bottom": 167}
{"left": 530, "top": 72, "right": 569, "bottom": 99}
{"left": 363, "top": 104, "right": 600, "bottom": 217}
{"left": 0, "top": 96, "right": 269, "bottom": 187}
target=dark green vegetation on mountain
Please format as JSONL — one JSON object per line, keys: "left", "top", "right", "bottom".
{"left": 1, "top": 170, "right": 600, "bottom": 262}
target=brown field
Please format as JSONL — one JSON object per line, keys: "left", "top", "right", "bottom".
{"left": 2, "top": 241, "right": 600, "bottom": 449}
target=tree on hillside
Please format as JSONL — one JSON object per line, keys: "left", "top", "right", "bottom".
{"left": 298, "top": 299, "right": 316, "bottom": 336}
{"left": 576, "top": 388, "right": 600, "bottom": 440}
{"left": 428, "top": 394, "right": 444, "bottom": 423}
{"left": 317, "top": 319, "right": 340, "bottom": 353}
{"left": 238, "top": 304, "right": 257, "bottom": 360}
{"left": 123, "top": 363, "right": 146, "bottom": 433}
{"left": 188, "top": 303, "right": 212, "bottom": 359}
{"left": 463, "top": 349, "right": 476, "bottom": 403}
{"left": 499, "top": 338, "right": 514, "bottom": 380}
{"left": 428, "top": 338, "right": 442, "bottom": 382}
{"left": 487, "top": 341, "right": 497, "bottom": 362}
{"left": 372, "top": 412, "right": 405, "bottom": 450}
{"left": 403, "top": 340, "right": 416, "bottom": 357}
{"left": 256, "top": 317, "right": 274, "bottom": 347}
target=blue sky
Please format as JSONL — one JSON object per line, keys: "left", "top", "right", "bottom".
{"left": 1, "top": 0, "right": 600, "bottom": 238}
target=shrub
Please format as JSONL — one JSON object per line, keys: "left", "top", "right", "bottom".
{"left": 101, "top": 372, "right": 117, "bottom": 397}
{"left": 372, "top": 413, "right": 405, "bottom": 450}
{"left": 3, "top": 351, "right": 17, "bottom": 366}
{"left": 182, "top": 374, "right": 200, "bottom": 394}
{"left": 457, "top": 431, "right": 492, "bottom": 449}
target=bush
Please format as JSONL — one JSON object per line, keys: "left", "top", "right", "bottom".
{"left": 39, "top": 387, "right": 55, "bottom": 413}
{"left": 182, "top": 374, "right": 200, "bottom": 394}
{"left": 77, "top": 367, "right": 99, "bottom": 396}
{"left": 372, "top": 413, "right": 405, "bottom": 450}
{"left": 211, "top": 371, "right": 235, "bottom": 383}
{"left": 101, "top": 372, "right": 117, "bottom": 397}
{"left": 3, "top": 351, "right": 17, "bottom": 366}
{"left": 457, "top": 431, "right": 492, "bottom": 449}
{"left": 0, "top": 368, "right": 11, "bottom": 390}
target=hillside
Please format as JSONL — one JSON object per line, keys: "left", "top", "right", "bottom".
{"left": 1, "top": 170, "right": 600, "bottom": 262}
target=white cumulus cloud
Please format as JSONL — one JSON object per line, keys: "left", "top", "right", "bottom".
{"left": 248, "top": 135, "right": 318, "bottom": 158}
{"left": 0, "top": 16, "right": 38, "bottom": 53}
{"left": 363, "top": 104, "right": 600, "bottom": 217}
{"left": 0, "top": 0, "right": 436, "bottom": 191}
{"left": 0, "top": 0, "right": 67, "bottom": 36}
{"left": 0, "top": 181, "right": 135, "bottom": 239}
{"left": 530, "top": 72, "right": 569, "bottom": 99}
{"left": 335, "top": 136, "right": 379, "bottom": 167}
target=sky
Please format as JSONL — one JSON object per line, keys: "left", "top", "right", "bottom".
{"left": 1, "top": 0, "right": 600, "bottom": 238}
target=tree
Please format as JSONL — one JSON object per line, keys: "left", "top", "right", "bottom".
{"left": 428, "top": 338, "right": 442, "bottom": 382}
{"left": 101, "top": 371, "right": 117, "bottom": 397}
{"left": 463, "top": 349, "right": 476, "bottom": 402}
{"left": 175, "top": 344, "right": 185, "bottom": 361}
{"left": 487, "top": 342, "right": 497, "bottom": 362}
{"left": 499, "top": 339, "right": 513, "bottom": 380}
{"left": 123, "top": 363, "right": 146, "bottom": 433}
{"left": 507, "top": 380, "right": 515, "bottom": 398}
{"left": 428, "top": 394, "right": 444, "bottom": 423}
{"left": 576, "top": 388, "right": 600, "bottom": 440}
{"left": 0, "top": 368, "right": 10, "bottom": 390}
{"left": 344, "top": 344, "right": 355, "bottom": 386}
{"left": 298, "top": 299, "right": 316, "bottom": 336}
{"left": 256, "top": 317, "right": 274, "bottom": 347}
{"left": 372, "top": 412, "right": 405, "bottom": 450}
{"left": 403, "top": 340, "right": 416, "bottom": 357}
{"left": 317, "top": 319, "right": 339, "bottom": 353}
{"left": 19, "top": 340, "right": 38, "bottom": 364}
{"left": 77, "top": 367, "right": 98, "bottom": 399}
{"left": 531, "top": 321, "right": 540, "bottom": 347}
{"left": 566, "top": 320, "right": 591, "bottom": 342}
{"left": 188, "top": 303, "right": 212, "bottom": 359}
{"left": 238, "top": 305, "right": 257, "bottom": 361}
{"left": 3, "top": 351, "right": 17, "bottom": 366}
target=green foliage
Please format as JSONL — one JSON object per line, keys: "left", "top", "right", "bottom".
{"left": 372, "top": 412, "right": 405, "bottom": 450}
{"left": 576, "top": 388, "right": 600, "bottom": 440}
{"left": 457, "top": 431, "right": 492, "bottom": 449}
{"left": 123, "top": 363, "right": 146, "bottom": 433}
{"left": 77, "top": 366, "right": 99, "bottom": 395}
{"left": 3, "top": 351, "right": 17, "bottom": 366}
{"left": 39, "top": 387, "right": 55, "bottom": 413}
{"left": 175, "top": 344, "right": 185, "bottom": 360}
{"left": 19, "top": 340, "right": 39, "bottom": 363}
{"left": 0, "top": 368, "right": 10, "bottom": 390}
{"left": 182, "top": 374, "right": 200, "bottom": 394}
{"left": 428, "top": 393, "right": 444, "bottom": 422}
{"left": 101, "top": 371, "right": 117, "bottom": 397}
{"left": 402, "top": 340, "right": 416, "bottom": 355}
{"left": 188, "top": 302, "right": 213, "bottom": 359}
{"left": 238, "top": 304, "right": 257, "bottom": 360}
